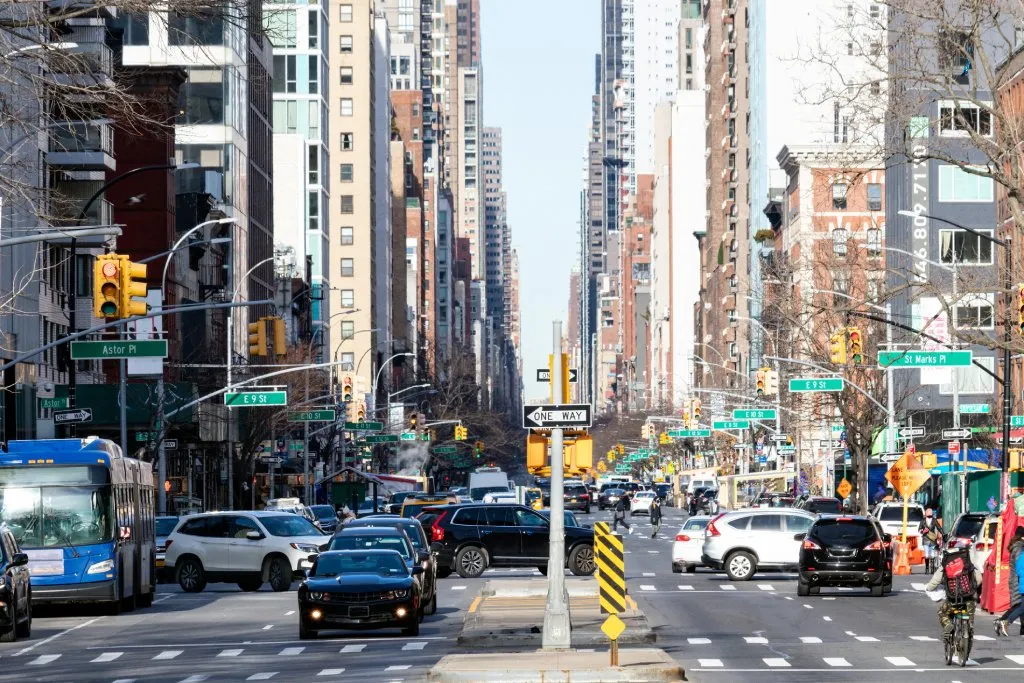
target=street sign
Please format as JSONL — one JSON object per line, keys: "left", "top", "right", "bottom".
{"left": 366, "top": 434, "right": 399, "bottom": 443}
{"left": 288, "top": 409, "right": 336, "bottom": 422}
{"left": 600, "top": 613, "right": 626, "bottom": 641}
{"left": 224, "top": 390, "right": 287, "bottom": 407}
{"left": 668, "top": 429, "right": 712, "bottom": 438}
{"left": 948, "top": 441, "right": 961, "bottom": 456}
{"left": 39, "top": 397, "right": 68, "bottom": 410}
{"left": 819, "top": 439, "right": 843, "bottom": 448}
{"left": 959, "top": 403, "right": 990, "bottom": 415}
{"left": 879, "top": 452, "right": 902, "bottom": 463}
{"left": 713, "top": 420, "right": 750, "bottom": 430}
{"left": 885, "top": 451, "right": 931, "bottom": 498}
{"left": 878, "top": 349, "right": 972, "bottom": 368}
{"left": 522, "top": 403, "right": 592, "bottom": 429}
{"left": 778, "top": 445, "right": 795, "bottom": 453}
{"left": 1012, "top": 416, "right": 1024, "bottom": 428}
{"left": 733, "top": 408, "right": 777, "bottom": 421}
{"left": 433, "top": 445, "right": 458, "bottom": 454}
{"left": 837, "top": 478, "right": 853, "bottom": 499}
{"left": 259, "top": 455, "right": 284, "bottom": 465}
{"left": 831, "top": 424, "right": 844, "bottom": 434}
{"left": 898, "top": 427, "right": 925, "bottom": 438}
{"left": 53, "top": 408, "right": 92, "bottom": 424}
{"left": 163, "top": 439, "right": 178, "bottom": 450}
{"left": 770, "top": 434, "right": 790, "bottom": 443}
{"left": 345, "top": 421, "right": 384, "bottom": 431}
{"left": 942, "top": 428, "right": 972, "bottom": 440}
{"left": 788, "top": 378, "right": 844, "bottom": 393}
{"left": 70, "top": 340, "right": 168, "bottom": 360}
{"left": 536, "top": 368, "right": 579, "bottom": 383}
{"left": 400, "top": 432, "right": 417, "bottom": 441}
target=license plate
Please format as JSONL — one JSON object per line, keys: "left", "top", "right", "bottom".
{"left": 568, "top": 498, "right": 576, "bottom": 502}
{"left": 349, "top": 606, "right": 369, "bottom": 618}
{"left": 155, "top": 559, "right": 165, "bottom": 568}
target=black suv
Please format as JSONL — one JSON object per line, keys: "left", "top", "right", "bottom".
{"left": 563, "top": 483, "right": 591, "bottom": 513}
{"left": 795, "top": 515, "right": 892, "bottom": 597}
{"left": 422, "top": 504, "right": 596, "bottom": 578}
{"left": 0, "top": 523, "right": 32, "bottom": 642}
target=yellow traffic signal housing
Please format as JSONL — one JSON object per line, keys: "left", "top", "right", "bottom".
{"left": 527, "top": 433, "right": 547, "bottom": 473}
{"left": 1018, "top": 285, "right": 1024, "bottom": 335}
{"left": 409, "top": 413, "right": 419, "bottom": 431}
{"left": 764, "top": 371, "right": 779, "bottom": 396}
{"left": 616, "top": 443, "right": 624, "bottom": 455}
{"left": 93, "top": 254, "right": 121, "bottom": 318}
{"left": 356, "top": 400, "right": 366, "bottom": 422}
{"left": 341, "top": 375, "right": 354, "bottom": 402}
{"left": 568, "top": 434, "right": 593, "bottom": 474}
{"left": 755, "top": 369, "right": 766, "bottom": 396}
{"left": 693, "top": 399, "right": 702, "bottom": 421}
{"left": 454, "top": 425, "right": 466, "bottom": 440}
{"left": 272, "top": 317, "right": 287, "bottom": 357}
{"left": 847, "top": 327, "right": 863, "bottom": 365}
{"left": 829, "top": 330, "right": 848, "bottom": 364}
{"left": 119, "top": 256, "right": 148, "bottom": 317}
{"left": 248, "top": 318, "right": 268, "bottom": 357}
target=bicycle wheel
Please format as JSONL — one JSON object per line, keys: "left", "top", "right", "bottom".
{"left": 944, "top": 629, "right": 954, "bottom": 666}
{"left": 958, "top": 624, "right": 973, "bottom": 667}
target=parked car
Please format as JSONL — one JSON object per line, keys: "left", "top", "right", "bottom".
{"left": 796, "top": 515, "right": 892, "bottom": 596}
{"left": 653, "top": 483, "right": 673, "bottom": 504}
{"left": 308, "top": 505, "right": 340, "bottom": 533}
{"left": 164, "top": 511, "right": 327, "bottom": 593}
{"left": 483, "top": 491, "right": 517, "bottom": 504}
{"left": 538, "top": 509, "right": 585, "bottom": 529}
{"left": 345, "top": 515, "right": 438, "bottom": 615}
{"left": 424, "top": 504, "right": 596, "bottom": 578}
{"left": 327, "top": 526, "right": 431, "bottom": 616}
{"left": 297, "top": 549, "right": 423, "bottom": 639}
{"left": 563, "top": 483, "right": 592, "bottom": 513}
{"left": 798, "top": 497, "right": 844, "bottom": 515}
{"left": 400, "top": 494, "right": 450, "bottom": 519}
{"left": 598, "top": 488, "right": 625, "bottom": 510}
{"left": 968, "top": 514, "right": 1001, "bottom": 570}
{"left": 702, "top": 508, "right": 817, "bottom": 580}
{"left": 672, "top": 516, "right": 711, "bottom": 573}
{"left": 0, "top": 522, "right": 32, "bottom": 642}
{"left": 872, "top": 502, "right": 925, "bottom": 540}
{"left": 631, "top": 490, "right": 658, "bottom": 515}
{"left": 387, "top": 491, "right": 417, "bottom": 515}
{"left": 945, "top": 512, "right": 987, "bottom": 552}
{"left": 265, "top": 497, "right": 304, "bottom": 514}
{"left": 155, "top": 515, "right": 179, "bottom": 577}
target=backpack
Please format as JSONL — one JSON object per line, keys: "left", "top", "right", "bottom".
{"left": 942, "top": 549, "right": 978, "bottom": 603}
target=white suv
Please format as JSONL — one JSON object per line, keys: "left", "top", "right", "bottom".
{"left": 164, "top": 511, "right": 328, "bottom": 593}
{"left": 701, "top": 508, "right": 816, "bottom": 580}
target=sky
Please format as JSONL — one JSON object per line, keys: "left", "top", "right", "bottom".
{"left": 481, "top": 0, "right": 598, "bottom": 403}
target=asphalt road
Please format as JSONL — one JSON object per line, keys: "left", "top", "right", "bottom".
{"left": 4, "top": 505, "right": 1024, "bottom": 683}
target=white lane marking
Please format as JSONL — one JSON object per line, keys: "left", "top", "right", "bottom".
{"left": 28, "top": 655, "right": 62, "bottom": 666}
{"left": 911, "top": 582, "right": 926, "bottom": 590}
{"left": 647, "top": 550, "right": 659, "bottom": 554}
{"left": 154, "top": 650, "right": 183, "bottom": 660}
{"left": 247, "top": 675, "right": 278, "bottom": 681}
{"left": 278, "top": 647, "right": 304, "bottom": 656}
{"left": 317, "top": 670, "right": 345, "bottom": 676}
{"left": 885, "top": 656, "right": 915, "bottom": 666}
{"left": 910, "top": 636, "right": 938, "bottom": 642}
{"left": 640, "top": 585, "right": 656, "bottom": 591}
{"left": 800, "top": 637, "right": 822, "bottom": 643}
{"left": 974, "top": 634, "right": 995, "bottom": 641}
{"left": 678, "top": 585, "right": 694, "bottom": 590}
{"left": 262, "top": 625, "right": 274, "bottom": 630}
{"left": 824, "top": 657, "right": 851, "bottom": 667}
{"left": 698, "top": 659, "right": 724, "bottom": 667}
{"left": 855, "top": 636, "right": 879, "bottom": 642}
{"left": 217, "top": 649, "right": 244, "bottom": 657}
{"left": 624, "top": 551, "right": 632, "bottom": 554}
{"left": 688, "top": 637, "right": 712, "bottom": 644}
{"left": 112, "top": 680, "right": 136, "bottom": 683}
{"left": 844, "top": 631, "right": 856, "bottom": 636}
{"left": 764, "top": 658, "right": 790, "bottom": 667}
{"left": 823, "top": 616, "right": 832, "bottom": 622}
{"left": 14, "top": 617, "right": 103, "bottom": 656}
{"left": 576, "top": 648, "right": 596, "bottom": 652}
{"left": 803, "top": 604, "right": 813, "bottom": 609}
{"left": 178, "top": 677, "right": 209, "bottom": 683}
{"left": 745, "top": 636, "right": 768, "bottom": 644}
{"left": 823, "top": 597, "right": 836, "bottom": 600}
{"left": 402, "top": 641, "right": 428, "bottom": 651}
{"left": 643, "top": 572, "right": 656, "bottom": 577}
{"left": 285, "top": 611, "right": 295, "bottom": 616}
{"left": 385, "top": 665, "right": 412, "bottom": 671}
{"left": 720, "top": 585, "right": 736, "bottom": 591}
{"left": 1007, "top": 655, "right": 1024, "bottom": 664}
{"left": 784, "top": 596, "right": 794, "bottom": 601}
{"left": 757, "top": 584, "right": 775, "bottom": 591}
{"left": 341, "top": 644, "right": 367, "bottom": 653}
{"left": 451, "top": 585, "right": 467, "bottom": 591}
{"left": 154, "top": 594, "right": 176, "bottom": 604}
{"left": 91, "top": 652, "right": 124, "bottom": 663}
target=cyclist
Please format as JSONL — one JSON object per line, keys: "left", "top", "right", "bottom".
{"left": 922, "top": 547, "right": 982, "bottom": 638}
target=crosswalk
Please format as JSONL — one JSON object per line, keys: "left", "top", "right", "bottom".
{"left": 690, "top": 653, "right": 1024, "bottom": 670}
{"left": 681, "top": 633, "right": 998, "bottom": 647}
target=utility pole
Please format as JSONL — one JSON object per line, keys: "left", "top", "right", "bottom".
{"left": 542, "top": 320, "right": 571, "bottom": 650}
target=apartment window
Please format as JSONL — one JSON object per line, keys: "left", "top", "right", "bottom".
{"left": 308, "top": 146, "right": 318, "bottom": 184}
{"left": 340, "top": 66, "right": 353, "bottom": 84}
{"left": 938, "top": 165, "right": 994, "bottom": 202}
{"left": 341, "top": 321, "right": 355, "bottom": 339}
{"left": 180, "top": 67, "right": 225, "bottom": 124}
{"left": 340, "top": 195, "right": 354, "bottom": 213}
{"left": 308, "top": 55, "right": 319, "bottom": 94}
{"left": 340, "top": 163, "right": 353, "bottom": 182}
{"left": 870, "top": 41, "right": 881, "bottom": 56}
{"left": 169, "top": 10, "right": 223, "bottom": 46}
{"left": 340, "top": 97, "right": 353, "bottom": 116}
{"left": 308, "top": 9, "right": 319, "bottom": 48}
{"left": 340, "top": 35, "right": 353, "bottom": 53}
{"left": 832, "top": 183, "right": 848, "bottom": 210}
{"left": 832, "top": 228, "right": 849, "bottom": 256}
{"left": 870, "top": 4, "right": 880, "bottom": 19}
{"left": 308, "top": 191, "right": 319, "bottom": 231}
{"left": 847, "top": 42, "right": 853, "bottom": 55}
{"left": 939, "top": 229, "right": 993, "bottom": 265}
{"left": 685, "top": 54, "right": 693, "bottom": 74}
{"left": 867, "top": 183, "right": 882, "bottom": 210}
{"left": 870, "top": 81, "right": 880, "bottom": 96}
{"left": 340, "top": 258, "right": 354, "bottom": 277}
{"left": 412, "top": 127, "right": 420, "bottom": 140}
{"left": 340, "top": 132, "right": 354, "bottom": 151}
{"left": 938, "top": 101, "right": 992, "bottom": 136}
{"left": 833, "top": 274, "right": 850, "bottom": 302}
{"left": 340, "top": 289, "right": 355, "bottom": 308}
{"left": 685, "top": 28, "right": 693, "bottom": 49}
{"left": 340, "top": 352, "right": 355, "bottom": 370}
{"left": 340, "top": 4, "right": 353, "bottom": 22}
{"left": 272, "top": 55, "right": 296, "bottom": 94}
{"left": 728, "top": 342, "right": 737, "bottom": 358}
{"left": 867, "top": 228, "right": 882, "bottom": 255}
{"left": 955, "top": 294, "right": 994, "bottom": 329}
{"left": 340, "top": 226, "right": 354, "bottom": 245}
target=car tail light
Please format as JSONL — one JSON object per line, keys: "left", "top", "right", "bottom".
{"left": 580, "top": 494, "right": 589, "bottom": 501}
{"left": 706, "top": 514, "right": 726, "bottom": 537}
{"left": 975, "top": 542, "right": 990, "bottom": 551}
{"left": 864, "top": 541, "right": 882, "bottom": 551}
{"left": 164, "top": 540, "right": 173, "bottom": 552}
{"left": 802, "top": 539, "right": 821, "bottom": 550}
{"left": 675, "top": 533, "right": 690, "bottom": 542}
{"left": 431, "top": 511, "right": 448, "bottom": 543}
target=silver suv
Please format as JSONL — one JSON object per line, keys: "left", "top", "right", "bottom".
{"left": 701, "top": 508, "right": 816, "bottom": 580}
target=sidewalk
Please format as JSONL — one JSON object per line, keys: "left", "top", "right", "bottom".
{"left": 428, "top": 648, "right": 686, "bottom": 682}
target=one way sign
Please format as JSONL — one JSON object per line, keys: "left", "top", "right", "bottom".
{"left": 523, "top": 404, "right": 592, "bottom": 429}
{"left": 536, "top": 368, "right": 578, "bottom": 383}
{"left": 53, "top": 408, "right": 93, "bottom": 425}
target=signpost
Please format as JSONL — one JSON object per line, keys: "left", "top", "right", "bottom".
{"left": 733, "top": 408, "right": 777, "bottom": 420}
{"left": 163, "top": 439, "right": 178, "bottom": 450}
{"left": 879, "top": 452, "right": 902, "bottom": 463}
{"left": 536, "top": 368, "right": 578, "bottom": 383}
{"left": 837, "top": 478, "right": 853, "bottom": 500}
{"left": 288, "top": 409, "right": 336, "bottom": 422}
{"left": 345, "top": 421, "right": 384, "bottom": 431}
{"left": 224, "top": 390, "right": 287, "bottom": 407}
{"left": 53, "top": 408, "right": 92, "bottom": 425}
{"left": 878, "top": 349, "right": 972, "bottom": 368}
{"left": 819, "top": 439, "right": 843, "bottom": 448}
{"left": 70, "top": 340, "right": 168, "bottom": 359}
{"left": 668, "top": 429, "right": 711, "bottom": 438}
{"left": 1011, "top": 416, "right": 1024, "bottom": 428}
{"left": 948, "top": 441, "right": 961, "bottom": 456}
{"left": 433, "top": 445, "right": 458, "bottom": 455}
{"left": 942, "top": 428, "right": 972, "bottom": 440}
{"left": 713, "top": 420, "right": 750, "bottom": 430}
{"left": 39, "top": 397, "right": 68, "bottom": 410}
{"left": 898, "top": 427, "right": 925, "bottom": 438}
{"left": 522, "top": 403, "right": 592, "bottom": 429}
{"left": 788, "top": 378, "right": 844, "bottom": 393}
{"left": 959, "top": 403, "right": 990, "bottom": 415}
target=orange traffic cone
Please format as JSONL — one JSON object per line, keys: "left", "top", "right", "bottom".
{"left": 893, "top": 540, "right": 912, "bottom": 576}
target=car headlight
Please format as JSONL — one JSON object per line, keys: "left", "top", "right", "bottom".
{"left": 87, "top": 559, "right": 114, "bottom": 574}
{"left": 308, "top": 591, "right": 324, "bottom": 601}
{"left": 290, "top": 543, "right": 320, "bottom": 553}
{"left": 383, "top": 589, "right": 409, "bottom": 600}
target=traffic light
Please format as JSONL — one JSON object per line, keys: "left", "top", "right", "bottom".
{"left": 410, "top": 412, "right": 419, "bottom": 432}
{"left": 474, "top": 441, "right": 484, "bottom": 458}
{"left": 641, "top": 422, "right": 651, "bottom": 439}
{"left": 248, "top": 318, "right": 268, "bottom": 357}
{"left": 693, "top": 399, "right": 702, "bottom": 422}
{"left": 847, "top": 326, "right": 863, "bottom": 365}
{"left": 755, "top": 368, "right": 767, "bottom": 396}
{"left": 682, "top": 406, "right": 690, "bottom": 429}
{"left": 272, "top": 317, "right": 287, "bottom": 357}
{"left": 764, "top": 370, "right": 779, "bottom": 396}
{"left": 1017, "top": 284, "right": 1024, "bottom": 335}
{"left": 616, "top": 443, "right": 624, "bottom": 456}
{"left": 527, "top": 433, "right": 546, "bottom": 473}
{"left": 355, "top": 400, "right": 366, "bottom": 422}
{"left": 342, "top": 375, "right": 354, "bottom": 402}
{"left": 119, "top": 256, "right": 148, "bottom": 317}
{"left": 454, "top": 425, "right": 467, "bottom": 440}
{"left": 93, "top": 254, "right": 121, "bottom": 318}
{"left": 659, "top": 432, "right": 670, "bottom": 445}
{"left": 829, "top": 329, "right": 848, "bottom": 364}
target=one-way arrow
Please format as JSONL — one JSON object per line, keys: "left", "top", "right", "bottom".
{"left": 522, "top": 403, "right": 592, "bottom": 429}
{"left": 53, "top": 408, "right": 93, "bottom": 424}
{"left": 536, "top": 368, "right": 579, "bottom": 383}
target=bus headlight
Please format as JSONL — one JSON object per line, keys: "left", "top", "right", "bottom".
{"left": 87, "top": 559, "right": 114, "bottom": 574}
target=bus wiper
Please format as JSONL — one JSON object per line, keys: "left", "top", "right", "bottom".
{"left": 52, "top": 524, "right": 80, "bottom": 558}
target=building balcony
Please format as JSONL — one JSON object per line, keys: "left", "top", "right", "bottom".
{"left": 720, "top": 39, "right": 735, "bottom": 56}
{"left": 47, "top": 121, "right": 115, "bottom": 170}
{"left": 50, "top": 42, "right": 114, "bottom": 90}
{"left": 721, "top": 197, "right": 734, "bottom": 212}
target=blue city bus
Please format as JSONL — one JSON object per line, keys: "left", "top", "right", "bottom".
{"left": 0, "top": 437, "right": 156, "bottom": 613}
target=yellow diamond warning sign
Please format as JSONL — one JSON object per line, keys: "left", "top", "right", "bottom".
{"left": 836, "top": 478, "right": 852, "bottom": 500}
{"left": 601, "top": 613, "right": 626, "bottom": 641}
{"left": 885, "top": 451, "right": 931, "bottom": 498}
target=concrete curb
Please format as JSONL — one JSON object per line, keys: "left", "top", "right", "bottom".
{"left": 428, "top": 648, "right": 686, "bottom": 682}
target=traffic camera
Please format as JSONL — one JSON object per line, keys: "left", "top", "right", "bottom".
{"left": 847, "top": 327, "right": 863, "bottom": 365}
{"left": 248, "top": 318, "right": 268, "bottom": 357}
{"left": 829, "top": 329, "right": 848, "bottom": 364}
{"left": 93, "top": 254, "right": 121, "bottom": 318}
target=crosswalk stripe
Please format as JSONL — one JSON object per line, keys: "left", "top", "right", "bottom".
{"left": 855, "top": 636, "right": 879, "bottom": 642}
{"left": 885, "top": 656, "right": 915, "bottom": 666}
{"left": 385, "top": 665, "right": 412, "bottom": 671}
{"left": 799, "top": 637, "right": 822, "bottom": 643}
{"left": 341, "top": 644, "right": 366, "bottom": 653}
{"left": 720, "top": 585, "right": 736, "bottom": 591}
{"left": 91, "top": 652, "right": 123, "bottom": 663}
{"left": 757, "top": 584, "right": 775, "bottom": 591}
{"left": 402, "top": 642, "right": 428, "bottom": 651}
{"left": 677, "top": 585, "right": 694, "bottom": 590}
{"left": 28, "top": 655, "right": 61, "bottom": 666}
{"left": 317, "top": 670, "right": 345, "bottom": 676}
{"left": 642, "top": 572, "right": 656, "bottom": 577}
{"left": 112, "top": 679, "right": 136, "bottom": 683}
{"left": 974, "top": 634, "right": 995, "bottom": 641}
{"left": 688, "top": 637, "right": 712, "bottom": 644}
{"left": 910, "top": 636, "right": 938, "bottom": 642}
{"left": 154, "top": 650, "right": 183, "bottom": 660}
{"left": 451, "top": 585, "right": 467, "bottom": 590}
{"left": 744, "top": 636, "right": 768, "bottom": 644}
{"left": 178, "top": 677, "right": 209, "bottom": 683}
{"left": 823, "top": 657, "right": 851, "bottom": 667}
{"left": 246, "top": 674, "right": 277, "bottom": 681}
{"left": 640, "top": 584, "right": 656, "bottom": 591}
{"left": 1007, "top": 654, "right": 1024, "bottom": 664}
{"left": 277, "top": 647, "right": 304, "bottom": 656}
{"left": 698, "top": 659, "right": 723, "bottom": 667}
{"left": 217, "top": 649, "right": 243, "bottom": 657}
{"left": 764, "top": 658, "right": 790, "bottom": 667}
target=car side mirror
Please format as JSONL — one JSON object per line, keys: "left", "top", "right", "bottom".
{"left": 793, "top": 533, "right": 806, "bottom": 541}
{"left": 883, "top": 533, "right": 893, "bottom": 543}
{"left": 246, "top": 530, "right": 264, "bottom": 541}
{"left": 417, "top": 550, "right": 430, "bottom": 563}
{"left": 11, "top": 553, "right": 28, "bottom": 567}
{"left": 411, "top": 565, "right": 425, "bottom": 575}
{"left": 308, "top": 554, "right": 319, "bottom": 564}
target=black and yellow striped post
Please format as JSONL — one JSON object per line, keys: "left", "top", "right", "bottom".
{"left": 594, "top": 524, "right": 626, "bottom": 664}
{"left": 593, "top": 521, "right": 610, "bottom": 584}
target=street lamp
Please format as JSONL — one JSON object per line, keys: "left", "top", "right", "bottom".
{"left": 3, "top": 42, "right": 78, "bottom": 59}
{"left": 373, "top": 352, "right": 414, "bottom": 417}
{"left": 897, "top": 209, "right": 1012, "bottom": 505}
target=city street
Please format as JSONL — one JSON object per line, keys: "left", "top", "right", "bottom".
{"left": 4, "top": 506, "right": 1024, "bottom": 682}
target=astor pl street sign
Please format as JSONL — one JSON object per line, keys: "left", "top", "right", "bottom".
{"left": 53, "top": 408, "right": 92, "bottom": 424}
{"left": 878, "top": 349, "right": 972, "bottom": 368}
{"left": 713, "top": 420, "right": 750, "bottom": 430}
{"left": 224, "top": 390, "right": 287, "bottom": 407}
{"left": 668, "top": 429, "right": 712, "bottom": 438}
{"left": 39, "top": 397, "right": 68, "bottom": 410}
{"left": 789, "top": 378, "right": 844, "bottom": 392}
{"left": 733, "top": 408, "right": 777, "bottom": 420}
{"left": 536, "top": 368, "right": 579, "bottom": 383}
{"left": 71, "top": 340, "right": 168, "bottom": 359}
{"left": 523, "top": 404, "right": 592, "bottom": 429}
{"left": 942, "top": 428, "right": 972, "bottom": 440}
{"left": 959, "top": 404, "right": 990, "bottom": 415}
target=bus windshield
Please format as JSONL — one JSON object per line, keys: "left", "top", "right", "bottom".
{"left": 0, "top": 485, "right": 113, "bottom": 548}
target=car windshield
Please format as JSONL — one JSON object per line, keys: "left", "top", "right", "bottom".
{"left": 812, "top": 519, "right": 878, "bottom": 546}
{"left": 329, "top": 534, "right": 412, "bottom": 560}
{"left": 156, "top": 517, "right": 179, "bottom": 536}
{"left": 470, "top": 486, "right": 509, "bottom": 501}
{"left": 310, "top": 505, "right": 336, "bottom": 521}
{"left": 259, "top": 514, "right": 323, "bottom": 537}
{"left": 877, "top": 507, "right": 924, "bottom": 523}
{"left": 355, "top": 522, "right": 425, "bottom": 549}
{"left": 313, "top": 552, "right": 408, "bottom": 577}
{"left": 807, "top": 499, "right": 841, "bottom": 513}
{"left": 0, "top": 483, "right": 114, "bottom": 548}
{"left": 683, "top": 518, "right": 710, "bottom": 530}
{"left": 952, "top": 516, "right": 985, "bottom": 539}
{"left": 604, "top": 489, "right": 624, "bottom": 496}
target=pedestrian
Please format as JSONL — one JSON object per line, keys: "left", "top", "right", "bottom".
{"left": 612, "top": 495, "right": 633, "bottom": 534}
{"left": 995, "top": 527, "right": 1024, "bottom": 636}
{"left": 919, "top": 507, "right": 944, "bottom": 574}
{"left": 650, "top": 497, "right": 663, "bottom": 538}
{"left": 340, "top": 506, "right": 356, "bottom": 524}
{"left": 873, "top": 484, "right": 887, "bottom": 505}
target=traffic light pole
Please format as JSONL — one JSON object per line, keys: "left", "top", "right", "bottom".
{"left": 543, "top": 320, "right": 571, "bottom": 650}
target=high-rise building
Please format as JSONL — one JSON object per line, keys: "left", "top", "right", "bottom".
{"left": 482, "top": 127, "right": 505, "bottom": 340}
{"left": 633, "top": 0, "right": 682, "bottom": 175}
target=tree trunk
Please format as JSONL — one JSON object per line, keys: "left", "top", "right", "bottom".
{"left": 854, "top": 444, "right": 870, "bottom": 515}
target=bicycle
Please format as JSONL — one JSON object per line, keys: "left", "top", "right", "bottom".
{"left": 944, "top": 605, "right": 974, "bottom": 667}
